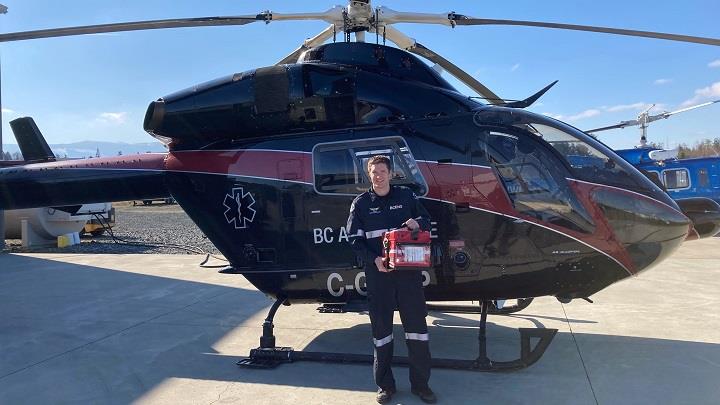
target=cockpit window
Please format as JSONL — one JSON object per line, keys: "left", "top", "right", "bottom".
{"left": 313, "top": 136, "right": 427, "bottom": 195}
{"left": 480, "top": 129, "right": 595, "bottom": 233}
{"left": 472, "top": 107, "right": 680, "bottom": 211}
{"left": 521, "top": 123, "right": 650, "bottom": 191}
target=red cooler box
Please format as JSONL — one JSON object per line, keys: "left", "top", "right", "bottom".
{"left": 382, "top": 228, "right": 432, "bottom": 270}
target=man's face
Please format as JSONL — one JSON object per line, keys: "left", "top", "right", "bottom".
{"left": 368, "top": 162, "right": 390, "bottom": 190}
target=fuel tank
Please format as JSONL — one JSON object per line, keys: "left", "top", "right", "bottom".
{"left": 4, "top": 207, "right": 87, "bottom": 239}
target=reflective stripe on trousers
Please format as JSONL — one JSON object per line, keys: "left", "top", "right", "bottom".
{"left": 405, "top": 332, "right": 429, "bottom": 341}
{"left": 373, "top": 334, "right": 394, "bottom": 347}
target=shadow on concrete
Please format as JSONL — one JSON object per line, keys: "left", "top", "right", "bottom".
{"left": 1, "top": 254, "right": 719, "bottom": 404}
{"left": 203, "top": 317, "right": 720, "bottom": 404}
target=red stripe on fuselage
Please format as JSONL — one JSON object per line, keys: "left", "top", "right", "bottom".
{"left": 416, "top": 161, "right": 513, "bottom": 212}
{"left": 165, "top": 150, "right": 314, "bottom": 183}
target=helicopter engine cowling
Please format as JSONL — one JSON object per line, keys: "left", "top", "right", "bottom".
{"left": 143, "top": 43, "right": 472, "bottom": 150}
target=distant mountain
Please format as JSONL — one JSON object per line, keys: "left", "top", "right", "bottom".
{"left": 2, "top": 141, "right": 166, "bottom": 159}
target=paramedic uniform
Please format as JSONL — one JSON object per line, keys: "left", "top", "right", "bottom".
{"left": 346, "top": 185, "right": 432, "bottom": 391}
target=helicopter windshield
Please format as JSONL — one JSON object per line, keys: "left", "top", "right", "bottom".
{"left": 501, "top": 113, "right": 678, "bottom": 209}
{"left": 479, "top": 128, "right": 596, "bottom": 233}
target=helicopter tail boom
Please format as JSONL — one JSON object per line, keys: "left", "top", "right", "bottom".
{"left": 0, "top": 154, "right": 169, "bottom": 210}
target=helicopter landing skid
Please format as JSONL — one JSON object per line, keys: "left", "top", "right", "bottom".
{"left": 237, "top": 299, "right": 557, "bottom": 372}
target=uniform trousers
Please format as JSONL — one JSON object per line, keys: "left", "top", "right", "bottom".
{"left": 366, "top": 268, "right": 431, "bottom": 390}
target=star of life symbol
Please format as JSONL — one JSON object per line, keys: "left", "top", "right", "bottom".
{"left": 223, "top": 187, "right": 256, "bottom": 229}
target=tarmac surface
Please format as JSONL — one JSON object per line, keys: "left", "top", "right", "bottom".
{"left": 1, "top": 239, "right": 719, "bottom": 405}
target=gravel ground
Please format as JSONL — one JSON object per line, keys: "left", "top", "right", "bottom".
{"left": 2, "top": 202, "right": 222, "bottom": 256}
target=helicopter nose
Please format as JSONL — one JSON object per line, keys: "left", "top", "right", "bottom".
{"left": 591, "top": 188, "right": 691, "bottom": 274}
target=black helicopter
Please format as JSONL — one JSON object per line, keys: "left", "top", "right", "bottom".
{"left": 2, "top": 1, "right": 720, "bottom": 371}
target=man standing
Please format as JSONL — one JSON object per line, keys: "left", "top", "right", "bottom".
{"left": 346, "top": 155, "right": 437, "bottom": 404}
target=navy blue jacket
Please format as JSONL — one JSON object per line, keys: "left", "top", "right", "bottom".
{"left": 346, "top": 185, "right": 431, "bottom": 266}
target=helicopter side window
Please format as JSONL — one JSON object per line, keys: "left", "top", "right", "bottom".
{"left": 698, "top": 168, "right": 709, "bottom": 187}
{"left": 313, "top": 137, "right": 428, "bottom": 195}
{"left": 663, "top": 169, "right": 690, "bottom": 190}
{"left": 482, "top": 129, "right": 595, "bottom": 234}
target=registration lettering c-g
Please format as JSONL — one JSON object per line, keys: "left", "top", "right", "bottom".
{"left": 326, "top": 271, "right": 429, "bottom": 298}
{"left": 327, "top": 272, "right": 367, "bottom": 297}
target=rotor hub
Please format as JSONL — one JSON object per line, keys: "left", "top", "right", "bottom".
{"left": 346, "top": 0, "right": 373, "bottom": 29}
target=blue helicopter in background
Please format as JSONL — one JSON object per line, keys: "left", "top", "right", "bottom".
{"left": 586, "top": 100, "right": 720, "bottom": 206}
{"left": 578, "top": 99, "right": 720, "bottom": 237}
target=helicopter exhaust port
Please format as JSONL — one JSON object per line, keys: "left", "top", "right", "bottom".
{"left": 143, "top": 100, "right": 165, "bottom": 135}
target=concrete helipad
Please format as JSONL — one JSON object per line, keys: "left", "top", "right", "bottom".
{"left": 1, "top": 239, "right": 719, "bottom": 405}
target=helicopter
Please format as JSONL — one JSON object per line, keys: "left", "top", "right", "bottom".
{"left": 2, "top": 1, "right": 720, "bottom": 372}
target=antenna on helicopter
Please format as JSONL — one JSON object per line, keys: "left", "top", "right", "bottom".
{"left": 585, "top": 99, "right": 720, "bottom": 147}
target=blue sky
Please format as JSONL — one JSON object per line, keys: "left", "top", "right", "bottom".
{"left": 0, "top": 0, "right": 718, "bottom": 151}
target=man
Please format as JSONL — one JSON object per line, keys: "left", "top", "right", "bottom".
{"left": 346, "top": 155, "right": 437, "bottom": 404}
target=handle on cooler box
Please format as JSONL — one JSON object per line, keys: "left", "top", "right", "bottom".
{"left": 399, "top": 223, "right": 421, "bottom": 240}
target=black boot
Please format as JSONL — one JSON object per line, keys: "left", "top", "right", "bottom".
{"left": 411, "top": 387, "right": 437, "bottom": 404}
{"left": 376, "top": 386, "right": 396, "bottom": 404}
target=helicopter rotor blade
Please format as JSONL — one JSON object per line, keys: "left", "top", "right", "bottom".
{"left": 374, "top": 7, "right": 720, "bottom": 46}
{"left": 381, "top": 25, "right": 503, "bottom": 104}
{"left": 376, "top": 7, "right": 455, "bottom": 26}
{"left": 0, "top": 15, "right": 270, "bottom": 42}
{"left": 585, "top": 120, "right": 639, "bottom": 134}
{"left": 588, "top": 99, "right": 720, "bottom": 133}
{"left": 450, "top": 17, "right": 720, "bottom": 47}
{"left": 656, "top": 99, "right": 720, "bottom": 119}
{"left": 0, "top": 7, "right": 348, "bottom": 43}
{"left": 265, "top": 8, "right": 343, "bottom": 24}
{"left": 276, "top": 24, "right": 337, "bottom": 65}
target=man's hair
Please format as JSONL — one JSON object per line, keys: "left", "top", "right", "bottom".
{"left": 367, "top": 155, "right": 392, "bottom": 173}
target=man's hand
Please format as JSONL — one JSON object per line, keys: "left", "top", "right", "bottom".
{"left": 375, "top": 256, "right": 392, "bottom": 272}
{"left": 404, "top": 218, "right": 419, "bottom": 230}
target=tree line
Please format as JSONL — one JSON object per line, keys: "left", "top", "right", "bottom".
{"left": 0, "top": 150, "right": 86, "bottom": 160}
{"left": 653, "top": 138, "right": 720, "bottom": 158}
{"left": 676, "top": 138, "right": 720, "bottom": 159}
